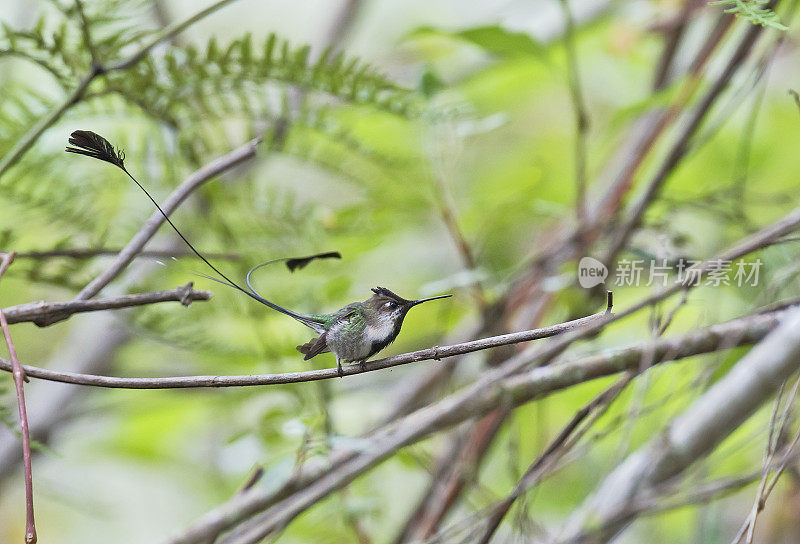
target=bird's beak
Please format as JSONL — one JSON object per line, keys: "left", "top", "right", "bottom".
{"left": 410, "top": 294, "right": 452, "bottom": 307}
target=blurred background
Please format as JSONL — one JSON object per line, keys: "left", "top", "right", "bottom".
{"left": 1, "top": 0, "right": 800, "bottom": 542}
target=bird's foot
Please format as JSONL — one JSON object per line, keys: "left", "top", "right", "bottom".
{"left": 359, "top": 359, "right": 368, "bottom": 372}
{"left": 337, "top": 361, "right": 343, "bottom": 378}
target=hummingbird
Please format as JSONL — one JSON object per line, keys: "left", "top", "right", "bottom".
{"left": 66, "top": 130, "right": 452, "bottom": 376}
{"left": 293, "top": 286, "right": 451, "bottom": 376}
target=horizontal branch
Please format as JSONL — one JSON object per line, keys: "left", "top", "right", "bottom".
{"left": 9, "top": 248, "right": 241, "bottom": 261}
{"left": 0, "top": 299, "right": 613, "bottom": 388}
{"left": 2, "top": 283, "right": 211, "bottom": 327}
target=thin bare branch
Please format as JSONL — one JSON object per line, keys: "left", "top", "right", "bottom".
{"left": 11, "top": 248, "right": 241, "bottom": 261}
{"left": 558, "top": 0, "right": 590, "bottom": 224}
{"left": 2, "top": 283, "right": 211, "bottom": 326}
{"left": 475, "top": 374, "right": 633, "bottom": 544}
{"left": 0, "top": 301, "right": 612, "bottom": 389}
{"left": 733, "top": 372, "right": 800, "bottom": 544}
{"left": 0, "top": 252, "right": 37, "bottom": 544}
{"left": 591, "top": 11, "right": 733, "bottom": 229}
{"left": 431, "top": 164, "right": 484, "bottom": 308}
{"left": 603, "top": 9, "right": 770, "bottom": 267}
{"left": 651, "top": 1, "right": 698, "bottom": 90}
{"left": 573, "top": 449, "right": 800, "bottom": 534}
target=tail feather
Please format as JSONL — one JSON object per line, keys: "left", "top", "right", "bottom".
{"left": 65, "top": 130, "right": 338, "bottom": 332}
{"left": 297, "top": 333, "right": 330, "bottom": 360}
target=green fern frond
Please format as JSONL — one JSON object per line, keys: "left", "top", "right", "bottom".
{"left": 286, "top": 104, "right": 417, "bottom": 171}
{"left": 0, "top": 82, "right": 56, "bottom": 154}
{"left": 1, "top": 6, "right": 432, "bottom": 252}
{"left": 1, "top": 2, "right": 156, "bottom": 84}
{"left": 0, "top": 82, "right": 188, "bottom": 240}
{"left": 0, "top": 17, "right": 81, "bottom": 85}
{"left": 103, "top": 33, "right": 419, "bottom": 126}
{"left": 708, "top": 1, "right": 787, "bottom": 29}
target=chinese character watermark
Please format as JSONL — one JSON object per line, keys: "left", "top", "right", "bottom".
{"left": 577, "top": 257, "right": 762, "bottom": 288}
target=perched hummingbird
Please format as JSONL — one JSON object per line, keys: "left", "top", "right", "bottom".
{"left": 294, "top": 286, "right": 451, "bottom": 376}
{"left": 65, "top": 130, "right": 452, "bottom": 376}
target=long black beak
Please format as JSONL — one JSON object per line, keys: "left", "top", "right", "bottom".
{"left": 410, "top": 294, "right": 452, "bottom": 307}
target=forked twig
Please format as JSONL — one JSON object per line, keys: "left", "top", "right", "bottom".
{"left": 733, "top": 372, "right": 800, "bottom": 544}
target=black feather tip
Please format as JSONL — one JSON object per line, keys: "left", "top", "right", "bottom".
{"left": 370, "top": 286, "right": 408, "bottom": 303}
{"left": 65, "top": 130, "right": 126, "bottom": 170}
{"left": 285, "top": 251, "right": 341, "bottom": 272}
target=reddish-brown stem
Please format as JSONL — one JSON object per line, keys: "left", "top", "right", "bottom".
{"left": 0, "top": 252, "right": 37, "bottom": 544}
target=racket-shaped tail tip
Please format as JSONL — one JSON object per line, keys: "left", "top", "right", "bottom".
{"left": 65, "top": 130, "right": 126, "bottom": 170}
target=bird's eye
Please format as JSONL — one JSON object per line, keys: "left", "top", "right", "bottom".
{"left": 384, "top": 301, "right": 397, "bottom": 309}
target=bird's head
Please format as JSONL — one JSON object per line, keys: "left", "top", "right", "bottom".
{"left": 365, "top": 286, "right": 451, "bottom": 324}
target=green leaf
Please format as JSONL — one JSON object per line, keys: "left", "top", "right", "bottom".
{"left": 457, "top": 25, "right": 544, "bottom": 57}
{"left": 419, "top": 67, "right": 445, "bottom": 97}
{"left": 409, "top": 24, "right": 544, "bottom": 58}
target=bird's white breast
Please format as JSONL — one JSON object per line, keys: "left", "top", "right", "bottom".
{"left": 365, "top": 318, "right": 394, "bottom": 344}
{"left": 328, "top": 311, "right": 398, "bottom": 363}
